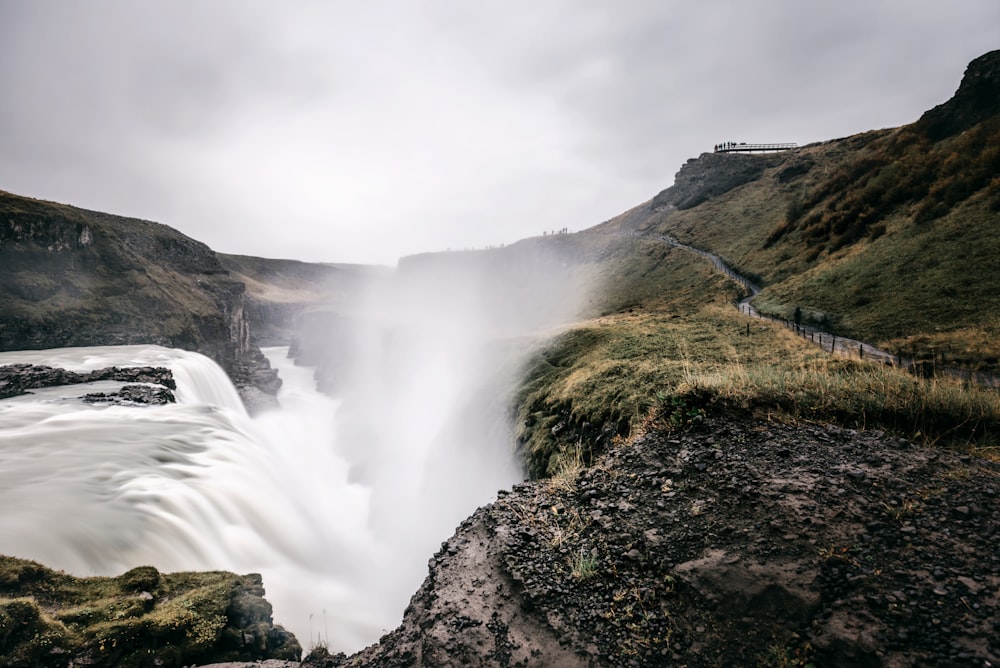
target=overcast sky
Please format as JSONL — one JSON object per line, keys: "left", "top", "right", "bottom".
{"left": 0, "top": 2, "right": 996, "bottom": 265}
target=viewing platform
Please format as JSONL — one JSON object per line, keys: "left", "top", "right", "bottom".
{"left": 714, "top": 142, "right": 797, "bottom": 153}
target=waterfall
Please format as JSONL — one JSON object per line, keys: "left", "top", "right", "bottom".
{"left": 0, "top": 345, "right": 395, "bottom": 651}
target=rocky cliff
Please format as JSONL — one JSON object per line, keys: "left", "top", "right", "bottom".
{"left": 917, "top": 49, "right": 1000, "bottom": 140}
{"left": 304, "top": 416, "right": 999, "bottom": 668}
{"left": 649, "top": 151, "right": 780, "bottom": 212}
{"left": 0, "top": 191, "right": 279, "bottom": 411}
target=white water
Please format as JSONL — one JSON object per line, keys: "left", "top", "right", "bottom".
{"left": 0, "top": 343, "right": 516, "bottom": 652}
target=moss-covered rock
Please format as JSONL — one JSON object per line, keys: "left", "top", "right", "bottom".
{"left": 0, "top": 556, "right": 301, "bottom": 667}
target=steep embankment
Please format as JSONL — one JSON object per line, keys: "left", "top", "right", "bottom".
{"left": 0, "top": 191, "right": 280, "bottom": 410}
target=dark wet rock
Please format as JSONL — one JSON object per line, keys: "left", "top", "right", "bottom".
{"left": 319, "top": 416, "right": 1000, "bottom": 667}
{"left": 83, "top": 384, "right": 176, "bottom": 405}
{"left": 0, "top": 363, "right": 175, "bottom": 400}
{"left": 650, "top": 152, "right": 775, "bottom": 211}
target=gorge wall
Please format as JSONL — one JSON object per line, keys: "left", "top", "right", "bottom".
{"left": 0, "top": 191, "right": 279, "bottom": 411}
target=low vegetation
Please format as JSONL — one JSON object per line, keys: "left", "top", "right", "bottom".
{"left": 0, "top": 555, "right": 300, "bottom": 667}
{"left": 512, "top": 79, "right": 1000, "bottom": 479}
{"left": 638, "top": 116, "right": 1000, "bottom": 374}
{"left": 516, "top": 297, "right": 1000, "bottom": 478}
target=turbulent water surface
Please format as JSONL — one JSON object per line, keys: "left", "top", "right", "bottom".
{"left": 0, "top": 344, "right": 518, "bottom": 652}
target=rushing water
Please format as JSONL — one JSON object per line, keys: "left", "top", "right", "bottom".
{"left": 0, "top": 344, "right": 516, "bottom": 652}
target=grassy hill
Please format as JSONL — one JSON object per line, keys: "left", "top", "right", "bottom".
{"left": 512, "top": 50, "right": 1000, "bottom": 477}
{"left": 621, "top": 53, "right": 1000, "bottom": 374}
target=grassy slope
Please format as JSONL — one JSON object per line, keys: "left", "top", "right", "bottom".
{"left": 648, "top": 118, "right": 1000, "bottom": 370}
{"left": 514, "top": 113, "right": 1000, "bottom": 477}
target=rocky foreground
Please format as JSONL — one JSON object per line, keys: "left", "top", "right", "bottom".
{"left": 296, "top": 416, "right": 998, "bottom": 668}
{"left": 0, "top": 559, "right": 301, "bottom": 667}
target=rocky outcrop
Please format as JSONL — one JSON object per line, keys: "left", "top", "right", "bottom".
{"left": 82, "top": 384, "right": 176, "bottom": 405}
{"left": 650, "top": 152, "right": 775, "bottom": 212}
{"left": 312, "top": 416, "right": 999, "bottom": 667}
{"left": 0, "top": 557, "right": 301, "bottom": 666}
{"left": 0, "top": 190, "right": 279, "bottom": 411}
{"left": 0, "top": 363, "right": 175, "bottom": 400}
{"left": 917, "top": 49, "right": 1000, "bottom": 140}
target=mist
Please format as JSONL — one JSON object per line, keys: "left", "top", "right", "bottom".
{"left": 282, "top": 236, "right": 606, "bottom": 643}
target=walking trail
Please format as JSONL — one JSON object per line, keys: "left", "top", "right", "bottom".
{"left": 631, "top": 232, "right": 999, "bottom": 386}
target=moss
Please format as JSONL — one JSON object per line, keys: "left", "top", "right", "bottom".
{"left": 118, "top": 566, "right": 160, "bottom": 594}
{"left": 0, "top": 598, "right": 72, "bottom": 667}
{"left": 0, "top": 556, "right": 301, "bottom": 666}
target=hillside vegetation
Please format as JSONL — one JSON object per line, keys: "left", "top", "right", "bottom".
{"left": 514, "top": 50, "right": 1000, "bottom": 477}
{"left": 632, "top": 53, "right": 1000, "bottom": 373}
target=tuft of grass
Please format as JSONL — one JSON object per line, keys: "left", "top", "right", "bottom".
{"left": 759, "top": 641, "right": 816, "bottom": 668}
{"left": 570, "top": 548, "right": 599, "bottom": 581}
{"left": 677, "top": 356, "right": 1000, "bottom": 445}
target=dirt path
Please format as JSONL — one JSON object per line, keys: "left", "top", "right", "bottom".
{"left": 635, "top": 232, "right": 1000, "bottom": 386}
{"left": 643, "top": 232, "right": 894, "bottom": 361}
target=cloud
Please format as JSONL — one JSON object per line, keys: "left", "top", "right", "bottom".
{"left": 0, "top": 0, "right": 997, "bottom": 263}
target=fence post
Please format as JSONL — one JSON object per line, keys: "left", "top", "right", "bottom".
{"left": 831, "top": 335, "right": 837, "bottom": 354}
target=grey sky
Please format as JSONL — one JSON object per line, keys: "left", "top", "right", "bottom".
{"left": 0, "top": 1, "right": 996, "bottom": 264}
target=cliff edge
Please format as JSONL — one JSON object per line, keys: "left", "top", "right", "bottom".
{"left": 0, "top": 191, "right": 280, "bottom": 411}
{"left": 917, "top": 49, "right": 1000, "bottom": 140}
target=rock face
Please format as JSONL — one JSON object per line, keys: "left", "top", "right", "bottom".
{"left": 0, "top": 190, "right": 279, "bottom": 411}
{"left": 315, "top": 416, "right": 999, "bottom": 667}
{"left": 650, "top": 152, "right": 774, "bottom": 212}
{"left": 918, "top": 49, "right": 1000, "bottom": 140}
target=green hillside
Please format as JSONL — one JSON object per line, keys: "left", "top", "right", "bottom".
{"left": 629, "top": 53, "right": 1000, "bottom": 373}
{"left": 513, "top": 50, "right": 1000, "bottom": 476}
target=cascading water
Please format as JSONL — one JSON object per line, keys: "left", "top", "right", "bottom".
{"left": 0, "top": 244, "right": 597, "bottom": 654}
{"left": 0, "top": 343, "right": 516, "bottom": 652}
